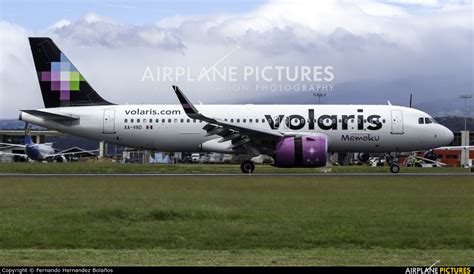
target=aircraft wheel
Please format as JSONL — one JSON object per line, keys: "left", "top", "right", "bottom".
{"left": 240, "top": 160, "right": 255, "bottom": 174}
{"left": 390, "top": 164, "right": 400, "bottom": 174}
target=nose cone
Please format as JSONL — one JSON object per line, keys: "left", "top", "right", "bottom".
{"left": 441, "top": 126, "right": 454, "bottom": 145}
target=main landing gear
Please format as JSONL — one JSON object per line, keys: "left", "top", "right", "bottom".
{"left": 240, "top": 160, "right": 255, "bottom": 174}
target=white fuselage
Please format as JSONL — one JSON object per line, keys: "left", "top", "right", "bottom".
{"left": 20, "top": 104, "right": 454, "bottom": 154}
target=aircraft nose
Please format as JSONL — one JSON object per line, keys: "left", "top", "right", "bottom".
{"left": 441, "top": 126, "right": 454, "bottom": 145}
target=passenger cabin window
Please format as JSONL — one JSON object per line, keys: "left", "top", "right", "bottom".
{"left": 419, "top": 117, "right": 424, "bottom": 124}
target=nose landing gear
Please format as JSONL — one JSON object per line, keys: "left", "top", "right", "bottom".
{"left": 386, "top": 152, "right": 401, "bottom": 174}
{"left": 390, "top": 164, "right": 400, "bottom": 174}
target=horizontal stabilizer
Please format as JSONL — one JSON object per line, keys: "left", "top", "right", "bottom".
{"left": 21, "top": 110, "right": 79, "bottom": 121}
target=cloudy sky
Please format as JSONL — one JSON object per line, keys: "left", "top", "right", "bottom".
{"left": 0, "top": 0, "right": 472, "bottom": 118}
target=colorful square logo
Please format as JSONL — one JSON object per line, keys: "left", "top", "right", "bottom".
{"left": 40, "top": 53, "right": 84, "bottom": 101}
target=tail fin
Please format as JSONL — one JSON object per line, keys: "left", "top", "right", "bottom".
{"left": 28, "top": 37, "right": 113, "bottom": 108}
{"left": 24, "top": 122, "right": 33, "bottom": 145}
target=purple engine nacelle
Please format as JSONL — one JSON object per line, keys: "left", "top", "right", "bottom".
{"left": 274, "top": 135, "right": 328, "bottom": 167}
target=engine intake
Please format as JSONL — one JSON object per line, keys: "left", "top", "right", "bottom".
{"left": 274, "top": 135, "right": 328, "bottom": 167}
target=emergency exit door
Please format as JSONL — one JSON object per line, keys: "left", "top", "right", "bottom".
{"left": 390, "top": 110, "right": 404, "bottom": 134}
{"left": 103, "top": 109, "right": 116, "bottom": 134}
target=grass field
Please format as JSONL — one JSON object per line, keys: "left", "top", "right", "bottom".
{"left": 0, "top": 175, "right": 472, "bottom": 266}
{"left": 0, "top": 162, "right": 471, "bottom": 174}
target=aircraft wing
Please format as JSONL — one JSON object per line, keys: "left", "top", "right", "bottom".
{"left": 173, "top": 86, "right": 282, "bottom": 138}
{"left": 0, "top": 142, "right": 26, "bottom": 148}
{"left": 45, "top": 149, "right": 99, "bottom": 159}
{"left": 0, "top": 151, "right": 28, "bottom": 158}
{"left": 173, "top": 85, "right": 283, "bottom": 155}
{"left": 434, "top": 146, "right": 474, "bottom": 151}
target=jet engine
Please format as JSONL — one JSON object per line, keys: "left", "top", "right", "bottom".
{"left": 274, "top": 134, "right": 328, "bottom": 167}
{"left": 54, "top": 155, "right": 67, "bottom": 163}
{"left": 424, "top": 151, "right": 437, "bottom": 161}
{"left": 357, "top": 152, "right": 370, "bottom": 163}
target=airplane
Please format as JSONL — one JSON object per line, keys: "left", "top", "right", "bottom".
{"left": 18, "top": 37, "right": 455, "bottom": 173}
{"left": 0, "top": 122, "right": 97, "bottom": 162}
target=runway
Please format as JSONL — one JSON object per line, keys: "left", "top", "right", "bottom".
{"left": 0, "top": 173, "right": 472, "bottom": 177}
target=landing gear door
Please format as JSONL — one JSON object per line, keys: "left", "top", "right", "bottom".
{"left": 103, "top": 109, "right": 116, "bottom": 134}
{"left": 390, "top": 110, "right": 404, "bottom": 134}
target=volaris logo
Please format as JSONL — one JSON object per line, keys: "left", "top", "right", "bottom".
{"left": 40, "top": 53, "right": 85, "bottom": 101}
{"left": 265, "top": 109, "right": 383, "bottom": 131}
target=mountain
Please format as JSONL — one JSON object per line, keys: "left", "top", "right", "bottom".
{"left": 434, "top": 117, "right": 474, "bottom": 132}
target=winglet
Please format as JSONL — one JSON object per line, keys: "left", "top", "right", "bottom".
{"left": 172, "top": 85, "right": 201, "bottom": 117}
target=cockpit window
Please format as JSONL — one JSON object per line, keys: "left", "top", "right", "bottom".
{"left": 419, "top": 117, "right": 438, "bottom": 124}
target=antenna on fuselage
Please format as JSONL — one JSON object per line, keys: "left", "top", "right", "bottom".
{"left": 409, "top": 93, "right": 413, "bottom": 108}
